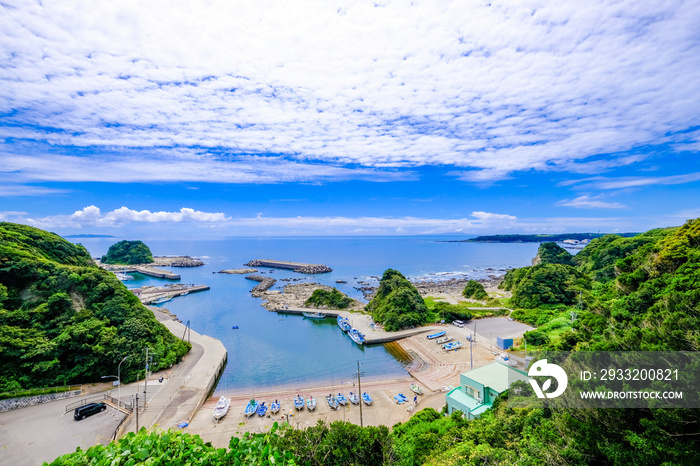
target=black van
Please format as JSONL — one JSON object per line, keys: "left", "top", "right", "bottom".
{"left": 74, "top": 402, "right": 106, "bottom": 420}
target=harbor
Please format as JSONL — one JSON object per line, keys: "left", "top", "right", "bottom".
{"left": 131, "top": 284, "right": 211, "bottom": 304}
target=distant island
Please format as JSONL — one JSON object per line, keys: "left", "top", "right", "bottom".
{"left": 441, "top": 232, "right": 638, "bottom": 243}
{"left": 63, "top": 234, "right": 116, "bottom": 238}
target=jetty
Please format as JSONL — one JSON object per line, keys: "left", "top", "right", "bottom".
{"left": 273, "top": 307, "right": 435, "bottom": 344}
{"left": 132, "top": 284, "right": 210, "bottom": 304}
{"left": 101, "top": 264, "right": 181, "bottom": 280}
{"left": 245, "top": 259, "right": 332, "bottom": 274}
{"left": 245, "top": 275, "right": 277, "bottom": 296}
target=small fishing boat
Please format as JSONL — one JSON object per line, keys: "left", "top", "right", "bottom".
{"left": 426, "top": 331, "right": 447, "bottom": 340}
{"left": 410, "top": 384, "right": 423, "bottom": 396}
{"left": 244, "top": 399, "right": 258, "bottom": 417}
{"left": 435, "top": 336, "right": 453, "bottom": 344}
{"left": 326, "top": 394, "right": 339, "bottom": 410}
{"left": 306, "top": 396, "right": 316, "bottom": 411}
{"left": 153, "top": 295, "right": 173, "bottom": 304}
{"left": 362, "top": 392, "right": 373, "bottom": 406}
{"left": 257, "top": 402, "right": 268, "bottom": 417}
{"left": 303, "top": 312, "right": 326, "bottom": 319}
{"left": 212, "top": 396, "right": 231, "bottom": 420}
{"left": 270, "top": 400, "right": 280, "bottom": 414}
{"left": 444, "top": 341, "right": 463, "bottom": 351}
{"left": 348, "top": 392, "right": 360, "bottom": 405}
{"left": 394, "top": 393, "right": 407, "bottom": 404}
{"left": 294, "top": 394, "right": 304, "bottom": 410}
{"left": 336, "top": 393, "right": 348, "bottom": 406}
{"left": 348, "top": 328, "right": 366, "bottom": 345}
{"left": 337, "top": 316, "right": 351, "bottom": 332}
{"left": 115, "top": 272, "right": 133, "bottom": 281}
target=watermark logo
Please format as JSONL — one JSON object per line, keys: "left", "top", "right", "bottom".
{"left": 528, "top": 359, "right": 568, "bottom": 398}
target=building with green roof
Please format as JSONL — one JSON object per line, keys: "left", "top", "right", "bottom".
{"left": 446, "top": 361, "right": 529, "bottom": 419}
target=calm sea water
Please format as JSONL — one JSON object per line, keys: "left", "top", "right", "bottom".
{"left": 76, "top": 237, "right": 540, "bottom": 393}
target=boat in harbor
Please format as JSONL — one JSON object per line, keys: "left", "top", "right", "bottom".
{"left": 115, "top": 272, "right": 133, "bottom": 281}
{"left": 336, "top": 393, "right": 348, "bottom": 406}
{"left": 348, "top": 392, "right": 360, "bottom": 405}
{"left": 435, "top": 336, "right": 453, "bottom": 344}
{"left": 212, "top": 396, "right": 231, "bottom": 420}
{"left": 244, "top": 399, "right": 258, "bottom": 417}
{"left": 153, "top": 295, "right": 173, "bottom": 304}
{"left": 306, "top": 396, "right": 316, "bottom": 411}
{"left": 303, "top": 312, "right": 326, "bottom": 319}
{"left": 362, "top": 392, "right": 373, "bottom": 406}
{"left": 257, "top": 401, "right": 268, "bottom": 417}
{"left": 294, "top": 393, "right": 304, "bottom": 410}
{"left": 337, "top": 316, "right": 351, "bottom": 332}
{"left": 270, "top": 400, "right": 280, "bottom": 414}
{"left": 410, "top": 384, "right": 423, "bottom": 396}
{"left": 426, "top": 331, "right": 446, "bottom": 339}
{"left": 326, "top": 394, "right": 339, "bottom": 410}
{"left": 348, "top": 328, "right": 366, "bottom": 345}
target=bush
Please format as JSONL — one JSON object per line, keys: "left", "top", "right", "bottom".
{"left": 462, "top": 280, "right": 488, "bottom": 300}
{"left": 101, "top": 240, "right": 154, "bottom": 264}
{"left": 305, "top": 288, "right": 352, "bottom": 309}
{"left": 365, "top": 269, "right": 430, "bottom": 331}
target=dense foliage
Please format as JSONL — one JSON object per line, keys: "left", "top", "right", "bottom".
{"left": 49, "top": 425, "right": 299, "bottom": 465}
{"left": 464, "top": 233, "right": 637, "bottom": 243}
{"left": 533, "top": 241, "right": 575, "bottom": 266}
{"left": 305, "top": 288, "right": 353, "bottom": 309}
{"left": 461, "top": 280, "right": 488, "bottom": 300}
{"left": 365, "top": 269, "right": 430, "bottom": 331}
{"left": 499, "top": 263, "right": 589, "bottom": 309}
{"left": 0, "top": 223, "right": 189, "bottom": 391}
{"left": 100, "top": 240, "right": 154, "bottom": 265}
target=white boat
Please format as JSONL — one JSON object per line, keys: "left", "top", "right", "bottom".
{"left": 115, "top": 272, "right": 133, "bottom": 281}
{"left": 443, "top": 341, "right": 463, "bottom": 351}
{"left": 153, "top": 295, "right": 173, "bottom": 304}
{"left": 212, "top": 396, "right": 230, "bottom": 420}
{"left": 362, "top": 392, "right": 373, "bottom": 405}
{"left": 303, "top": 312, "right": 326, "bottom": 319}
{"left": 348, "top": 392, "right": 360, "bottom": 405}
{"left": 435, "top": 336, "right": 453, "bottom": 344}
{"left": 306, "top": 396, "right": 317, "bottom": 411}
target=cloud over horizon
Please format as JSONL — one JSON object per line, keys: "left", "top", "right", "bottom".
{"left": 1, "top": 0, "right": 699, "bottom": 185}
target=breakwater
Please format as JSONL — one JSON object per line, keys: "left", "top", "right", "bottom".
{"left": 245, "top": 274, "right": 277, "bottom": 296}
{"left": 245, "top": 259, "right": 332, "bottom": 274}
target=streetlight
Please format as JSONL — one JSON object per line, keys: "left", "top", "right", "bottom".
{"left": 117, "top": 355, "right": 131, "bottom": 403}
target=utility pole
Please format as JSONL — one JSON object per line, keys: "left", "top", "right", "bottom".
{"left": 135, "top": 371, "right": 140, "bottom": 431}
{"left": 144, "top": 348, "right": 149, "bottom": 404}
{"left": 357, "top": 361, "right": 363, "bottom": 428}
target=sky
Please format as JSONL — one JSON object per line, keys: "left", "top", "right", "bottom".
{"left": 1, "top": 0, "right": 699, "bottom": 237}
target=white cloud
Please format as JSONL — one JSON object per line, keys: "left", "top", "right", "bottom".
{"left": 26, "top": 205, "right": 229, "bottom": 228}
{"left": 556, "top": 195, "right": 625, "bottom": 209}
{"left": 561, "top": 172, "right": 700, "bottom": 190}
{"left": 0, "top": 0, "right": 698, "bottom": 182}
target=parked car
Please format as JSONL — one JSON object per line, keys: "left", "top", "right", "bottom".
{"left": 74, "top": 402, "right": 106, "bottom": 420}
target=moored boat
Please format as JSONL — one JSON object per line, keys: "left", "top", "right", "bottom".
{"left": 257, "top": 401, "right": 267, "bottom": 417}
{"left": 410, "top": 384, "right": 423, "bottom": 395}
{"left": 212, "top": 396, "right": 231, "bottom": 420}
{"left": 348, "top": 328, "right": 366, "bottom": 345}
{"left": 306, "top": 395, "right": 316, "bottom": 411}
{"left": 337, "top": 316, "right": 352, "bottom": 332}
{"left": 303, "top": 312, "right": 326, "bottom": 319}
{"left": 426, "top": 331, "right": 446, "bottom": 339}
{"left": 244, "top": 399, "right": 258, "bottom": 417}
{"left": 326, "top": 394, "right": 339, "bottom": 410}
{"left": 362, "top": 392, "right": 373, "bottom": 405}
{"left": 348, "top": 391, "right": 360, "bottom": 405}
{"left": 153, "top": 295, "right": 173, "bottom": 304}
{"left": 294, "top": 393, "right": 304, "bottom": 410}
{"left": 336, "top": 393, "right": 348, "bottom": 406}
{"left": 270, "top": 400, "right": 280, "bottom": 414}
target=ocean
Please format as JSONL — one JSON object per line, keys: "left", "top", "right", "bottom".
{"left": 75, "top": 237, "right": 540, "bottom": 393}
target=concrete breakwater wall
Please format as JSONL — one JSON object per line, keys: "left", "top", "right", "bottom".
{"left": 245, "top": 274, "right": 277, "bottom": 296}
{"left": 0, "top": 389, "right": 81, "bottom": 412}
{"left": 245, "top": 259, "right": 332, "bottom": 274}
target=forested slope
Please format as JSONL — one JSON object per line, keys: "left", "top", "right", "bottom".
{"left": 0, "top": 223, "right": 190, "bottom": 391}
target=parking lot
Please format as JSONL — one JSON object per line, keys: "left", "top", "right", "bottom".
{"left": 459, "top": 316, "right": 534, "bottom": 349}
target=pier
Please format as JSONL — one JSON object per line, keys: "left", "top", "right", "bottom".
{"left": 245, "top": 259, "right": 332, "bottom": 274}
{"left": 133, "top": 284, "right": 210, "bottom": 304}
{"left": 273, "top": 307, "right": 436, "bottom": 344}
{"left": 103, "top": 264, "right": 181, "bottom": 280}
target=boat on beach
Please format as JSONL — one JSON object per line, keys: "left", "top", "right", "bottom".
{"left": 410, "top": 384, "right": 423, "bottom": 395}
{"left": 270, "top": 400, "right": 280, "bottom": 414}
{"left": 244, "top": 399, "right": 258, "bottom": 417}
{"left": 294, "top": 394, "right": 304, "bottom": 410}
{"left": 394, "top": 393, "right": 408, "bottom": 404}
{"left": 426, "top": 331, "right": 447, "bottom": 339}
{"left": 348, "top": 328, "right": 366, "bottom": 345}
{"left": 326, "top": 394, "right": 339, "bottom": 410}
{"left": 212, "top": 396, "right": 231, "bottom": 420}
{"left": 442, "top": 341, "right": 463, "bottom": 351}
{"left": 336, "top": 393, "right": 348, "bottom": 406}
{"left": 257, "top": 401, "right": 268, "bottom": 417}
{"left": 303, "top": 312, "right": 326, "bottom": 319}
{"left": 362, "top": 392, "right": 373, "bottom": 405}
{"left": 337, "top": 316, "right": 351, "bottom": 332}
{"left": 435, "top": 336, "right": 453, "bottom": 344}
{"left": 306, "top": 396, "right": 316, "bottom": 411}
{"left": 348, "top": 392, "right": 360, "bottom": 404}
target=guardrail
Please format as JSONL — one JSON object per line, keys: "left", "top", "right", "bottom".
{"left": 0, "top": 384, "right": 82, "bottom": 401}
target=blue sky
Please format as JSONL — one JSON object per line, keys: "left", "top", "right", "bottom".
{"left": 1, "top": 0, "right": 699, "bottom": 237}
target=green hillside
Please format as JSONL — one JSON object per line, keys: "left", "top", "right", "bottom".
{"left": 0, "top": 223, "right": 190, "bottom": 391}
{"left": 365, "top": 268, "right": 430, "bottom": 331}
{"left": 101, "top": 239, "right": 154, "bottom": 265}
